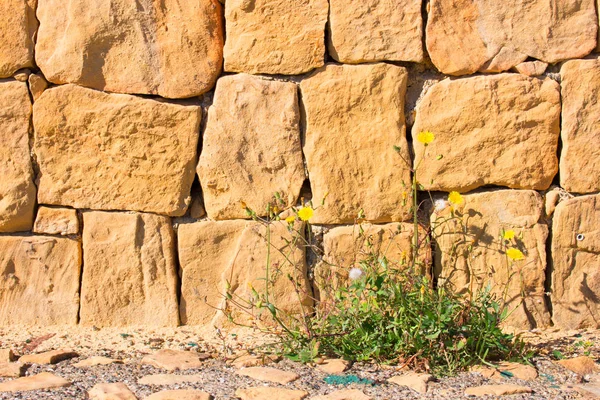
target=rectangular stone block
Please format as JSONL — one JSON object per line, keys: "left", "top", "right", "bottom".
{"left": 432, "top": 190, "right": 550, "bottom": 329}
{"left": 552, "top": 194, "right": 600, "bottom": 329}
{"left": 413, "top": 74, "right": 560, "bottom": 192}
{"left": 560, "top": 58, "right": 600, "bottom": 193}
{"left": 33, "top": 207, "right": 79, "bottom": 236}
{"left": 0, "top": 235, "right": 81, "bottom": 325}
{"left": 80, "top": 211, "right": 179, "bottom": 327}
{"left": 0, "top": 81, "right": 36, "bottom": 232}
{"left": 0, "top": 0, "right": 37, "bottom": 78}
{"left": 300, "top": 63, "right": 412, "bottom": 224}
{"left": 33, "top": 84, "right": 201, "bottom": 216}
{"left": 198, "top": 74, "right": 305, "bottom": 219}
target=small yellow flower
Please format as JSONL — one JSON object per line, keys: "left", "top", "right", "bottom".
{"left": 506, "top": 248, "right": 524, "bottom": 261}
{"left": 448, "top": 191, "right": 464, "bottom": 206}
{"left": 285, "top": 215, "right": 296, "bottom": 224}
{"left": 297, "top": 206, "right": 314, "bottom": 222}
{"left": 417, "top": 131, "right": 435, "bottom": 145}
{"left": 240, "top": 201, "right": 247, "bottom": 209}
{"left": 503, "top": 230, "right": 515, "bottom": 240}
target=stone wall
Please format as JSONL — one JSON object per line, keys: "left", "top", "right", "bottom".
{"left": 0, "top": 0, "right": 599, "bottom": 331}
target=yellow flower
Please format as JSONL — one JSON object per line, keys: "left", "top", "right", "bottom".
{"left": 297, "top": 206, "right": 314, "bottom": 221}
{"left": 285, "top": 215, "right": 296, "bottom": 224}
{"left": 448, "top": 191, "right": 464, "bottom": 206}
{"left": 506, "top": 248, "right": 524, "bottom": 261}
{"left": 503, "top": 230, "right": 515, "bottom": 240}
{"left": 417, "top": 131, "right": 435, "bottom": 145}
{"left": 240, "top": 201, "right": 247, "bottom": 209}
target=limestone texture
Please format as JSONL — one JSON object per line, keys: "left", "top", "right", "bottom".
{"left": 432, "top": 190, "right": 550, "bottom": 329}
{"left": 33, "top": 85, "right": 200, "bottom": 216}
{"left": 413, "top": 74, "right": 560, "bottom": 192}
{"left": 552, "top": 194, "right": 600, "bottom": 329}
{"left": 0, "top": 0, "right": 37, "bottom": 77}
{"left": 0, "top": 235, "right": 81, "bottom": 326}
{"left": 301, "top": 63, "right": 412, "bottom": 224}
{"left": 329, "top": 0, "right": 423, "bottom": 63}
{"left": 33, "top": 207, "right": 79, "bottom": 236}
{"left": 36, "top": 0, "right": 224, "bottom": 98}
{"left": 0, "top": 81, "right": 36, "bottom": 233}
{"left": 178, "top": 220, "right": 312, "bottom": 325}
{"left": 426, "top": 0, "right": 597, "bottom": 75}
{"left": 560, "top": 58, "right": 600, "bottom": 193}
{"left": 224, "top": 0, "right": 328, "bottom": 75}
{"left": 198, "top": 74, "right": 304, "bottom": 219}
{"left": 80, "top": 212, "right": 179, "bottom": 327}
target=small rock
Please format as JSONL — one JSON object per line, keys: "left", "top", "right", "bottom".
{"left": 13, "top": 69, "right": 31, "bottom": 82}
{"left": 73, "top": 356, "right": 123, "bottom": 368}
{"left": 141, "top": 349, "right": 208, "bottom": 371}
{"left": 575, "top": 382, "right": 600, "bottom": 398}
{"left": 0, "top": 362, "right": 26, "bottom": 377}
{"left": 138, "top": 374, "right": 204, "bottom": 385}
{"left": 88, "top": 382, "right": 137, "bottom": 400}
{"left": 471, "top": 362, "right": 538, "bottom": 381}
{"left": 235, "top": 387, "right": 308, "bottom": 400}
{"left": 316, "top": 359, "right": 350, "bottom": 374}
{"left": 28, "top": 73, "right": 49, "bottom": 101}
{"left": 512, "top": 61, "right": 548, "bottom": 77}
{"left": 19, "top": 349, "right": 78, "bottom": 364}
{"left": 310, "top": 389, "right": 371, "bottom": 400}
{"left": 465, "top": 384, "right": 533, "bottom": 396}
{"left": 236, "top": 367, "right": 300, "bottom": 384}
{"left": 229, "top": 354, "right": 278, "bottom": 369}
{"left": 388, "top": 372, "right": 434, "bottom": 394}
{"left": 558, "top": 356, "right": 600, "bottom": 377}
{"left": 145, "top": 389, "right": 213, "bottom": 400}
{"left": 0, "top": 349, "right": 16, "bottom": 363}
{"left": 0, "top": 372, "right": 71, "bottom": 392}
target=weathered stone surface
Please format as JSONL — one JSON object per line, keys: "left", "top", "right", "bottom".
{"left": 88, "top": 382, "right": 137, "bottom": 400}
{"left": 0, "top": 0, "right": 37, "bottom": 77}
{"left": 0, "top": 235, "right": 81, "bottom": 325}
{"left": 146, "top": 390, "right": 212, "bottom": 400}
{"left": 512, "top": 61, "right": 548, "bottom": 77}
{"left": 310, "top": 390, "right": 371, "bottom": 400}
{"left": 19, "top": 349, "right": 78, "bottom": 365}
{"left": 178, "top": 220, "right": 312, "bottom": 325}
{"left": 432, "top": 190, "right": 550, "bottom": 329}
{"left": 138, "top": 374, "right": 204, "bottom": 386}
{"left": 235, "top": 387, "right": 308, "bottom": 400}
{"left": 228, "top": 354, "right": 277, "bottom": 369}
{"left": 236, "top": 367, "right": 299, "bottom": 384}
{"left": 413, "top": 74, "right": 560, "bottom": 192}
{"left": 33, "top": 85, "right": 200, "bottom": 216}
{"left": 471, "top": 362, "right": 538, "bottom": 381}
{"left": 560, "top": 58, "right": 600, "bottom": 193}
{"left": 73, "top": 356, "right": 123, "bottom": 368}
{"left": 0, "top": 349, "right": 16, "bottom": 363}
{"left": 328, "top": 0, "right": 423, "bottom": 63}
{"left": 33, "top": 207, "right": 79, "bottom": 236}
{"left": 36, "top": 0, "right": 223, "bottom": 98}
{"left": 198, "top": 74, "right": 304, "bottom": 219}
{"left": 388, "top": 372, "right": 434, "bottom": 394}
{"left": 301, "top": 63, "right": 412, "bottom": 224}
{"left": 557, "top": 356, "right": 600, "bottom": 376}
{"left": 426, "top": 0, "right": 597, "bottom": 75}
{"left": 28, "top": 73, "right": 49, "bottom": 101}
{"left": 465, "top": 384, "right": 532, "bottom": 396}
{"left": 141, "top": 350, "right": 206, "bottom": 371}
{"left": 0, "top": 372, "right": 71, "bottom": 392}
{"left": 80, "top": 212, "right": 179, "bottom": 327}
{"left": 224, "top": 0, "right": 328, "bottom": 75}
{"left": 0, "top": 81, "right": 35, "bottom": 233}
{"left": 0, "top": 362, "right": 26, "bottom": 378}
{"left": 552, "top": 194, "right": 600, "bottom": 329}
{"left": 316, "top": 359, "right": 350, "bottom": 374}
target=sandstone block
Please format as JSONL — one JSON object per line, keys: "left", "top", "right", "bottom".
{"left": 198, "top": 74, "right": 304, "bottom": 219}
{"left": 88, "top": 383, "right": 137, "bottom": 400}
{"left": 388, "top": 372, "right": 433, "bottom": 394}
{"left": 413, "top": 74, "right": 560, "bottom": 192}
{"left": 235, "top": 387, "right": 308, "bottom": 400}
{"left": 310, "top": 390, "right": 371, "bottom": 400}
{"left": 141, "top": 350, "right": 207, "bottom": 371}
{"left": 0, "top": 372, "right": 71, "bottom": 392}
{"left": 0, "top": 362, "right": 26, "bottom": 378}
{"left": 138, "top": 374, "right": 204, "bottom": 385}
{"left": 178, "top": 220, "right": 312, "bottom": 325}
{"left": 552, "top": 194, "right": 600, "bottom": 329}
{"left": 28, "top": 73, "right": 49, "bottom": 101}
{"left": 73, "top": 356, "right": 123, "bottom": 368}
{"left": 19, "top": 349, "right": 78, "bottom": 364}
{"left": 33, "top": 207, "right": 79, "bottom": 236}
{"left": 0, "top": 81, "right": 36, "bottom": 233}
{"left": 146, "top": 390, "right": 212, "bottom": 400}
{"left": 560, "top": 58, "right": 600, "bottom": 193}
{"left": 224, "top": 0, "right": 328, "bottom": 75}
{"left": 301, "top": 63, "right": 412, "bottom": 224}
{"left": 465, "top": 384, "right": 532, "bottom": 396}
{"left": 36, "top": 0, "right": 223, "bottom": 98}
{"left": 557, "top": 356, "right": 600, "bottom": 377}
{"left": 236, "top": 367, "right": 299, "bottom": 384}
{"left": 512, "top": 61, "right": 548, "bottom": 77}
{"left": 33, "top": 85, "right": 200, "bottom": 216}
{"left": 0, "top": 235, "right": 81, "bottom": 325}
{"left": 80, "top": 211, "right": 179, "bottom": 327}
{"left": 329, "top": 0, "right": 423, "bottom": 63}
{"left": 0, "top": 0, "right": 37, "bottom": 78}
{"left": 426, "top": 0, "right": 597, "bottom": 75}
{"left": 0, "top": 349, "right": 15, "bottom": 363}
{"left": 432, "top": 190, "right": 550, "bottom": 329}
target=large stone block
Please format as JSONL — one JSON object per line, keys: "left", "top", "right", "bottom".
{"left": 178, "top": 220, "right": 312, "bottom": 326}
{"left": 426, "top": 0, "right": 597, "bottom": 75}
{"left": 0, "top": 0, "right": 37, "bottom": 78}
{"left": 432, "top": 190, "right": 550, "bottom": 329}
{"left": 33, "top": 84, "right": 200, "bottom": 216}
{"left": 198, "top": 74, "right": 305, "bottom": 219}
{"left": 0, "top": 81, "right": 36, "bottom": 232}
{"left": 0, "top": 235, "right": 81, "bottom": 326}
{"left": 328, "top": 0, "right": 423, "bottom": 63}
{"left": 80, "top": 211, "right": 179, "bottom": 327}
{"left": 35, "top": 0, "right": 223, "bottom": 98}
{"left": 560, "top": 58, "right": 600, "bottom": 193}
{"left": 223, "top": 0, "right": 328, "bottom": 75}
{"left": 300, "top": 63, "right": 412, "bottom": 224}
{"left": 552, "top": 194, "right": 600, "bottom": 329}
{"left": 413, "top": 74, "right": 560, "bottom": 192}
{"left": 33, "top": 207, "right": 79, "bottom": 236}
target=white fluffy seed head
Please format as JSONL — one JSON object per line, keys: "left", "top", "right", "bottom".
{"left": 348, "top": 268, "right": 364, "bottom": 280}
{"left": 434, "top": 198, "right": 448, "bottom": 212}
